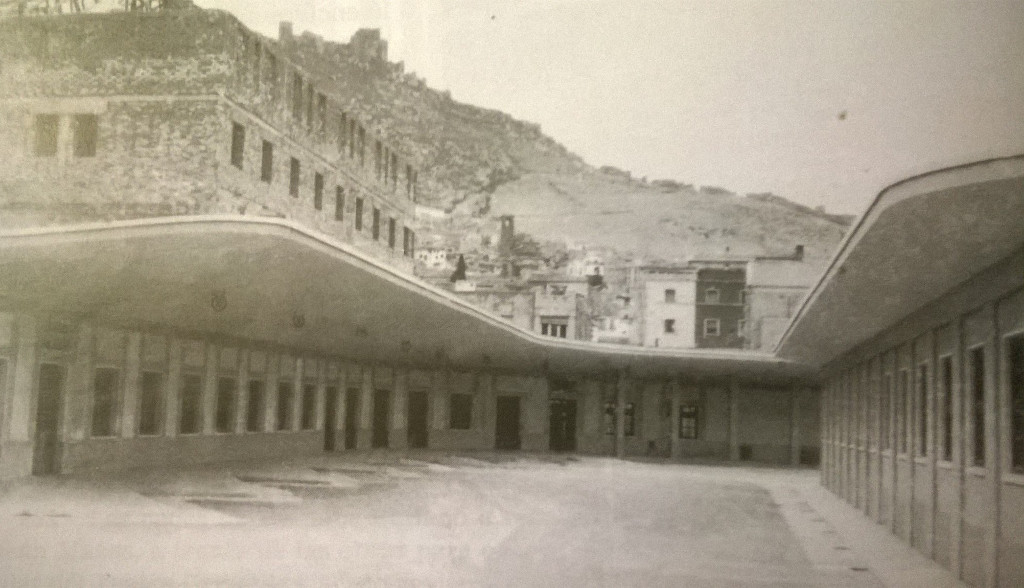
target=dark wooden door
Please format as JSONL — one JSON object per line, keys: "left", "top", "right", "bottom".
{"left": 344, "top": 387, "right": 359, "bottom": 449}
{"left": 372, "top": 390, "right": 390, "bottom": 448}
{"left": 549, "top": 398, "right": 577, "bottom": 451}
{"left": 32, "top": 363, "right": 65, "bottom": 475}
{"left": 323, "top": 386, "right": 338, "bottom": 451}
{"left": 407, "top": 391, "right": 429, "bottom": 449}
{"left": 495, "top": 395, "right": 521, "bottom": 450}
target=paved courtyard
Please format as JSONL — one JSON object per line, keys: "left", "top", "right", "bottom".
{"left": 0, "top": 454, "right": 961, "bottom": 587}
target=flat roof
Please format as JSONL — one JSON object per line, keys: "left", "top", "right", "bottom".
{"left": 776, "top": 155, "right": 1024, "bottom": 366}
{"left": 0, "top": 216, "right": 813, "bottom": 385}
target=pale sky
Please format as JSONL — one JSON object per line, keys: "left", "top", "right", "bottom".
{"left": 197, "top": 0, "right": 1024, "bottom": 214}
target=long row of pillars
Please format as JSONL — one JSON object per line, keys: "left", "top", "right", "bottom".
{"left": 610, "top": 369, "right": 809, "bottom": 465}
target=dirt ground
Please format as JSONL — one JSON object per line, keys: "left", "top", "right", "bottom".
{"left": 0, "top": 453, "right": 961, "bottom": 587}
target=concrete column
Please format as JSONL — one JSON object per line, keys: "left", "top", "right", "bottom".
{"left": 984, "top": 305, "right": 1001, "bottom": 588}
{"left": 615, "top": 370, "right": 627, "bottom": 459}
{"left": 120, "top": 332, "right": 142, "bottom": 438}
{"left": 315, "top": 358, "right": 327, "bottom": 430}
{"left": 291, "top": 358, "right": 304, "bottom": 431}
{"left": 478, "top": 373, "right": 496, "bottom": 449}
{"left": 669, "top": 379, "right": 681, "bottom": 460}
{"left": 790, "top": 388, "right": 801, "bottom": 466}
{"left": 728, "top": 379, "right": 740, "bottom": 461}
{"left": 62, "top": 324, "right": 93, "bottom": 443}
{"left": 235, "top": 349, "right": 250, "bottom": 434}
{"left": 430, "top": 370, "right": 448, "bottom": 433}
{"left": 263, "top": 353, "right": 279, "bottom": 433}
{"left": 359, "top": 366, "right": 373, "bottom": 448}
{"left": 7, "top": 315, "right": 40, "bottom": 442}
{"left": 201, "top": 343, "right": 218, "bottom": 435}
{"left": 949, "top": 319, "right": 964, "bottom": 581}
{"left": 163, "top": 338, "right": 182, "bottom": 437}
{"left": 390, "top": 368, "right": 408, "bottom": 450}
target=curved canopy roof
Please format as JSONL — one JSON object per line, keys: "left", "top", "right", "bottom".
{"left": 776, "top": 155, "right": 1024, "bottom": 367}
{"left": 0, "top": 216, "right": 812, "bottom": 385}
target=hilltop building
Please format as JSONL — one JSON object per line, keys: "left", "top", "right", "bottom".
{"left": 0, "top": 7, "right": 419, "bottom": 271}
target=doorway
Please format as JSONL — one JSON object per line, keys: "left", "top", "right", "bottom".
{"left": 407, "top": 391, "right": 429, "bottom": 449}
{"left": 344, "top": 387, "right": 359, "bottom": 449}
{"left": 495, "top": 395, "right": 521, "bottom": 450}
{"left": 32, "top": 363, "right": 65, "bottom": 475}
{"left": 372, "top": 389, "right": 390, "bottom": 448}
{"left": 323, "top": 385, "right": 338, "bottom": 451}
{"left": 549, "top": 398, "right": 577, "bottom": 451}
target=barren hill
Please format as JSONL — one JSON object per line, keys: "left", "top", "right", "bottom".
{"left": 278, "top": 24, "right": 850, "bottom": 262}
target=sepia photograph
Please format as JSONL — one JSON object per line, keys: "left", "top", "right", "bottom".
{"left": 0, "top": 0, "right": 1022, "bottom": 585}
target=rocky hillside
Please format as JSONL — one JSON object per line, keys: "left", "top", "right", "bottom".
{"left": 280, "top": 25, "right": 851, "bottom": 262}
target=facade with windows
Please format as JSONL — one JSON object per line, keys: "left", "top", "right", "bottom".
{"left": 694, "top": 265, "right": 747, "bottom": 349}
{"left": 779, "top": 156, "right": 1024, "bottom": 587}
{"left": 638, "top": 267, "right": 697, "bottom": 348}
{"left": 0, "top": 9, "right": 417, "bottom": 271}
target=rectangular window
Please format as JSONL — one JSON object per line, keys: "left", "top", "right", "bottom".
{"left": 179, "top": 373, "right": 203, "bottom": 435}
{"left": 971, "top": 347, "right": 985, "bottom": 466}
{"left": 338, "top": 113, "right": 347, "bottom": 153}
{"left": 33, "top": 114, "right": 59, "bottom": 157}
{"left": 624, "top": 402, "right": 636, "bottom": 436}
{"left": 898, "top": 370, "right": 908, "bottom": 454}
{"left": 450, "top": 393, "right": 473, "bottom": 430}
{"left": 91, "top": 367, "right": 120, "bottom": 437}
{"left": 374, "top": 140, "right": 382, "bottom": 178}
{"left": 291, "top": 73, "right": 303, "bottom": 121}
{"left": 664, "top": 319, "right": 675, "bottom": 334}
{"left": 1009, "top": 335, "right": 1024, "bottom": 472}
{"left": 917, "top": 364, "right": 928, "bottom": 457}
{"left": 388, "top": 218, "right": 396, "bottom": 249}
{"left": 334, "top": 187, "right": 345, "bottom": 221}
{"left": 261, "top": 140, "right": 273, "bottom": 183}
{"left": 664, "top": 289, "right": 676, "bottom": 303}
{"left": 940, "top": 356, "right": 953, "bottom": 461}
{"left": 372, "top": 207, "right": 381, "bottom": 240}
{"left": 406, "top": 164, "right": 414, "bottom": 197}
{"left": 390, "top": 152, "right": 398, "bottom": 185}
{"left": 355, "top": 198, "right": 364, "bottom": 230}
{"left": 316, "top": 93, "right": 326, "bottom": 132}
{"left": 138, "top": 371, "right": 164, "bottom": 436}
{"left": 403, "top": 227, "right": 412, "bottom": 256}
{"left": 881, "top": 374, "right": 891, "bottom": 450}
{"left": 704, "top": 288, "right": 720, "bottom": 304}
{"left": 301, "top": 384, "right": 317, "bottom": 430}
{"left": 314, "top": 172, "right": 324, "bottom": 210}
{"left": 358, "top": 126, "right": 366, "bottom": 166}
{"left": 277, "top": 381, "right": 294, "bottom": 431}
{"left": 215, "top": 377, "right": 237, "bottom": 434}
{"left": 230, "top": 122, "right": 245, "bottom": 169}
{"left": 289, "top": 157, "right": 300, "bottom": 197}
{"left": 246, "top": 380, "right": 265, "bottom": 433}
{"left": 703, "top": 318, "right": 720, "bottom": 337}
{"left": 73, "top": 114, "right": 97, "bottom": 157}
{"left": 305, "top": 85, "right": 315, "bottom": 131}
{"left": 679, "top": 404, "right": 699, "bottom": 439}
{"left": 267, "top": 53, "right": 278, "bottom": 98}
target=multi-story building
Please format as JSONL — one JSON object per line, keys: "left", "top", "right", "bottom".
{"left": 693, "top": 262, "right": 747, "bottom": 348}
{"left": 0, "top": 7, "right": 419, "bottom": 270}
{"left": 743, "top": 248, "right": 820, "bottom": 351}
{"left": 637, "top": 266, "right": 697, "bottom": 348}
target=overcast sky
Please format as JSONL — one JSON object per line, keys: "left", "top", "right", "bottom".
{"left": 197, "top": 0, "right": 1024, "bottom": 214}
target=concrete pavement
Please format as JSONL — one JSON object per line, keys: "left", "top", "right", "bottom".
{"left": 0, "top": 453, "right": 964, "bottom": 587}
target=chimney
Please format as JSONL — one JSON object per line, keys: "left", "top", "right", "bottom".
{"left": 279, "top": 21, "right": 294, "bottom": 44}
{"left": 794, "top": 244, "right": 805, "bottom": 261}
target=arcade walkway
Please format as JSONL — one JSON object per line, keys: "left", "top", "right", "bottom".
{"left": 0, "top": 454, "right": 962, "bottom": 587}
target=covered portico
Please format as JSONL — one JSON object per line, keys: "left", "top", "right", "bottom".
{"left": 0, "top": 216, "right": 817, "bottom": 478}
